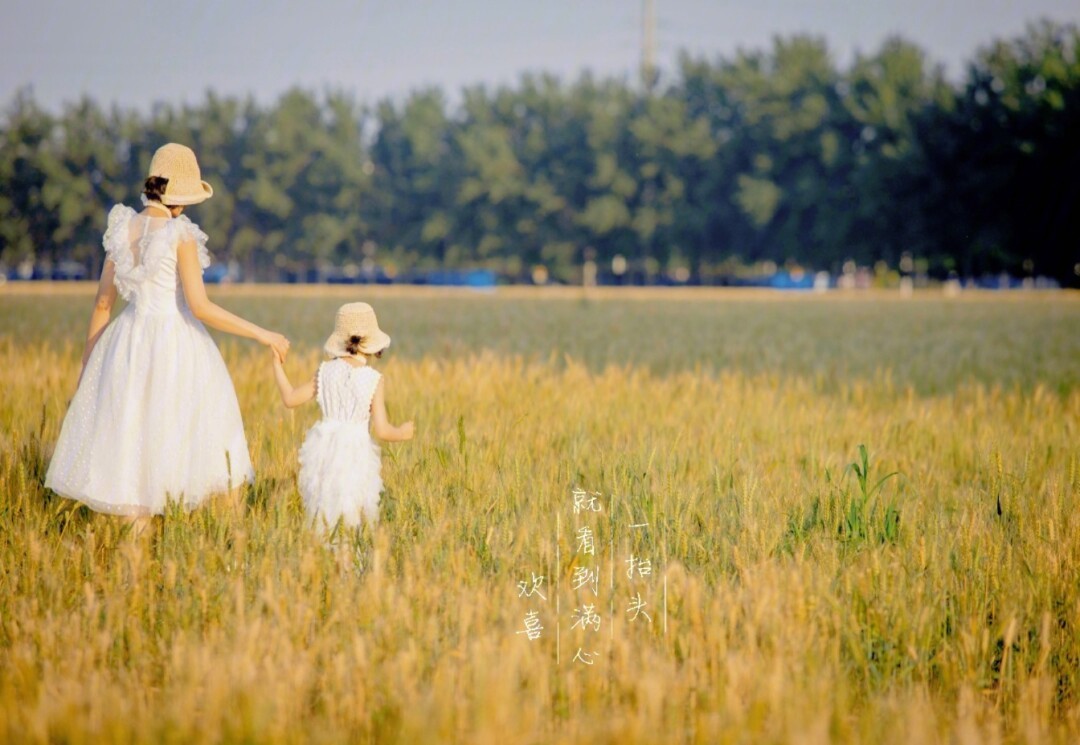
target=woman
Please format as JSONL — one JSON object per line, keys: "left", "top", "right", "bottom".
{"left": 45, "top": 143, "right": 290, "bottom": 519}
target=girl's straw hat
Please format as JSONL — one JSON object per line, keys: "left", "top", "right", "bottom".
{"left": 324, "top": 302, "right": 392, "bottom": 358}
{"left": 147, "top": 143, "right": 214, "bottom": 205}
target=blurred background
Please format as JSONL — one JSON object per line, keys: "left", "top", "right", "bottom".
{"left": 1, "top": 0, "right": 1078, "bottom": 288}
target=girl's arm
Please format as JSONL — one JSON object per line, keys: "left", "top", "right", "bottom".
{"left": 271, "top": 353, "right": 316, "bottom": 408}
{"left": 176, "top": 237, "right": 291, "bottom": 361}
{"left": 80, "top": 260, "right": 118, "bottom": 380}
{"left": 370, "top": 378, "right": 415, "bottom": 442}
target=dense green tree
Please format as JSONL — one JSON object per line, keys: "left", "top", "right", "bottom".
{"left": 840, "top": 38, "right": 952, "bottom": 268}
{"left": 920, "top": 21, "right": 1080, "bottom": 281}
{"left": 2, "top": 23, "right": 1078, "bottom": 286}
{"left": 367, "top": 88, "right": 454, "bottom": 270}
{"left": 0, "top": 90, "right": 57, "bottom": 269}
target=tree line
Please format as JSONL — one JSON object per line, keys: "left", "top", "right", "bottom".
{"left": 1, "top": 20, "right": 1077, "bottom": 286}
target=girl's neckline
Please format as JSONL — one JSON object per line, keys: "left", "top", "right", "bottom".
{"left": 335, "top": 357, "right": 370, "bottom": 370}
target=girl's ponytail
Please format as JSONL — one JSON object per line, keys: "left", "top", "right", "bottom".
{"left": 345, "top": 335, "right": 364, "bottom": 356}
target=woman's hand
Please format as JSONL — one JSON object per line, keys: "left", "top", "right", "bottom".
{"left": 258, "top": 330, "right": 291, "bottom": 362}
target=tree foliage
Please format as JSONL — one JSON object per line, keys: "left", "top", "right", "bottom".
{"left": 2, "top": 22, "right": 1077, "bottom": 285}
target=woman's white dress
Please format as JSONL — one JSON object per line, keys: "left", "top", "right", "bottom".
{"left": 44, "top": 205, "right": 254, "bottom": 515}
{"left": 298, "top": 359, "right": 383, "bottom": 531}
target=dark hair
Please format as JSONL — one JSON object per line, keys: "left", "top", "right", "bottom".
{"left": 345, "top": 335, "right": 364, "bottom": 356}
{"left": 345, "top": 334, "right": 384, "bottom": 358}
{"left": 143, "top": 176, "right": 170, "bottom": 204}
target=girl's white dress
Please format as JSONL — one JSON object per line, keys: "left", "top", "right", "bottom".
{"left": 298, "top": 358, "right": 383, "bottom": 530}
{"left": 44, "top": 205, "right": 254, "bottom": 515}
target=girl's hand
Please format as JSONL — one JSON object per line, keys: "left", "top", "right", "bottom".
{"left": 399, "top": 421, "right": 416, "bottom": 441}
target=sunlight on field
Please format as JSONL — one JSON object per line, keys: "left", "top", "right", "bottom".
{"left": 1, "top": 287, "right": 1078, "bottom": 743}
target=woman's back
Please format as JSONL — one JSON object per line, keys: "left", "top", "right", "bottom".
{"left": 103, "top": 204, "right": 210, "bottom": 316}
{"left": 44, "top": 203, "right": 252, "bottom": 515}
{"left": 45, "top": 142, "right": 292, "bottom": 519}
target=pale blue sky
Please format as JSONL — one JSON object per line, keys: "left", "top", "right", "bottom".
{"left": 3, "top": 0, "right": 1078, "bottom": 113}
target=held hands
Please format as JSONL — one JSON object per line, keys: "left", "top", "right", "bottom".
{"left": 259, "top": 330, "right": 291, "bottom": 363}
{"left": 398, "top": 421, "right": 416, "bottom": 441}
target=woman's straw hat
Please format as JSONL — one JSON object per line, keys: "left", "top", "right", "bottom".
{"left": 324, "top": 302, "right": 392, "bottom": 358}
{"left": 147, "top": 143, "right": 214, "bottom": 205}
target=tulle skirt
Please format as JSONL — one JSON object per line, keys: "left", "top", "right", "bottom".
{"left": 45, "top": 306, "right": 254, "bottom": 516}
{"left": 298, "top": 419, "right": 382, "bottom": 531}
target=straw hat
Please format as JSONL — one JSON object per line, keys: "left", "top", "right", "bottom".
{"left": 324, "top": 302, "right": 392, "bottom": 358}
{"left": 147, "top": 143, "right": 214, "bottom": 205}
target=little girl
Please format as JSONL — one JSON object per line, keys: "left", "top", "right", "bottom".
{"left": 271, "top": 302, "right": 414, "bottom": 531}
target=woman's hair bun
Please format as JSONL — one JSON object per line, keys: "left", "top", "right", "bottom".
{"left": 143, "top": 176, "right": 170, "bottom": 202}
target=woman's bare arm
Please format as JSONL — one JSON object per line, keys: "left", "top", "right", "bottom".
{"left": 370, "top": 378, "right": 414, "bottom": 442}
{"left": 80, "top": 260, "right": 118, "bottom": 378}
{"left": 176, "top": 237, "right": 290, "bottom": 360}
{"left": 271, "top": 353, "right": 316, "bottom": 408}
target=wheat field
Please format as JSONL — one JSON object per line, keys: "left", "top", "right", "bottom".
{"left": 1, "top": 285, "right": 1078, "bottom": 744}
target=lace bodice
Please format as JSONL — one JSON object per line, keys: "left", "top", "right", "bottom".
{"left": 316, "top": 359, "right": 381, "bottom": 424}
{"left": 102, "top": 204, "right": 211, "bottom": 314}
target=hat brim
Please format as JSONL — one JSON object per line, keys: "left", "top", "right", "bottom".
{"left": 324, "top": 329, "right": 392, "bottom": 358}
{"left": 162, "top": 180, "right": 214, "bottom": 206}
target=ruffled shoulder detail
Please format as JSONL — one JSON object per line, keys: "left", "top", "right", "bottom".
{"left": 103, "top": 204, "right": 209, "bottom": 301}
{"left": 172, "top": 215, "right": 212, "bottom": 269}
{"left": 102, "top": 205, "right": 139, "bottom": 300}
